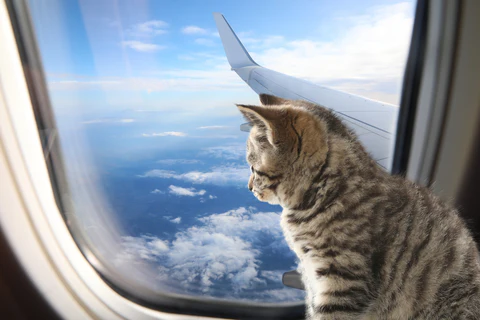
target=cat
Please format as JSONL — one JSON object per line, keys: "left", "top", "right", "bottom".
{"left": 237, "top": 94, "right": 480, "bottom": 319}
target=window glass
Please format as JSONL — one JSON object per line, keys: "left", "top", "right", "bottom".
{"left": 28, "top": 0, "right": 415, "bottom": 303}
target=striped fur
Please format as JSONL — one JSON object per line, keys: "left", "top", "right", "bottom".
{"left": 237, "top": 94, "right": 480, "bottom": 319}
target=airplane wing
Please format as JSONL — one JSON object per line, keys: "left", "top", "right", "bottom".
{"left": 213, "top": 13, "right": 398, "bottom": 171}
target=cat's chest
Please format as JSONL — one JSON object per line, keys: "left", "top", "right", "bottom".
{"left": 280, "top": 210, "right": 332, "bottom": 297}
{"left": 280, "top": 209, "right": 316, "bottom": 256}
{"left": 280, "top": 210, "right": 336, "bottom": 271}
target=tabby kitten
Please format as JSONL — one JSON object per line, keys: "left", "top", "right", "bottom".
{"left": 237, "top": 94, "right": 480, "bottom": 319}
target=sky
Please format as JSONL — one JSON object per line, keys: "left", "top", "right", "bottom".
{"left": 27, "top": 0, "right": 416, "bottom": 304}
{"left": 29, "top": 0, "right": 415, "bottom": 117}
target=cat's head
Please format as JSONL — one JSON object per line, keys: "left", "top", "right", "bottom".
{"left": 237, "top": 94, "right": 329, "bottom": 207}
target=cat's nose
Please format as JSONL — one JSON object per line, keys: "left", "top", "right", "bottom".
{"left": 248, "top": 176, "right": 254, "bottom": 191}
{"left": 248, "top": 185, "right": 253, "bottom": 191}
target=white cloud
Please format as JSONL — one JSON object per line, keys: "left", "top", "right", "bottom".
{"left": 138, "top": 165, "right": 249, "bottom": 186}
{"left": 260, "top": 270, "right": 283, "bottom": 282}
{"left": 122, "top": 41, "right": 165, "bottom": 52}
{"left": 176, "top": 52, "right": 226, "bottom": 64}
{"left": 197, "top": 125, "right": 229, "bottom": 130}
{"left": 251, "top": 2, "right": 414, "bottom": 104}
{"left": 181, "top": 25, "right": 208, "bottom": 35}
{"left": 201, "top": 144, "right": 246, "bottom": 160}
{"left": 240, "top": 34, "right": 285, "bottom": 49}
{"left": 170, "top": 217, "right": 182, "bottom": 224}
{"left": 194, "top": 38, "right": 216, "bottom": 46}
{"left": 151, "top": 189, "right": 165, "bottom": 194}
{"left": 250, "top": 288, "right": 305, "bottom": 302}
{"left": 128, "top": 20, "right": 169, "bottom": 37}
{"left": 142, "top": 131, "right": 187, "bottom": 137}
{"left": 208, "top": 195, "right": 217, "bottom": 199}
{"left": 168, "top": 185, "right": 206, "bottom": 197}
{"left": 82, "top": 118, "right": 135, "bottom": 124}
{"left": 197, "top": 207, "right": 284, "bottom": 240}
{"left": 145, "top": 132, "right": 238, "bottom": 140}
{"left": 48, "top": 65, "right": 243, "bottom": 92}
{"left": 117, "top": 235, "right": 169, "bottom": 262}
{"left": 165, "top": 225, "right": 259, "bottom": 291}
{"left": 156, "top": 159, "right": 201, "bottom": 165}
{"left": 192, "top": 135, "right": 238, "bottom": 139}
{"left": 116, "top": 207, "right": 301, "bottom": 301}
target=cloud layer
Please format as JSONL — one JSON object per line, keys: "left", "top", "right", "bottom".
{"left": 197, "top": 126, "right": 230, "bottom": 130}
{"left": 142, "top": 131, "right": 187, "bottom": 137}
{"left": 139, "top": 165, "right": 249, "bottom": 186}
{"left": 201, "top": 144, "right": 246, "bottom": 160}
{"left": 122, "top": 41, "right": 165, "bottom": 52}
{"left": 82, "top": 118, "right": 135, "bottom": 124}
{"left": 168, "top": 185, "right": 206, "bottom": 197}
{"left": 182, "top": 25, "right": 208, "bottom": 35}
{"left": 254, "top": 2, "right": 413, "bottom": 104}
{"left": 127, "top": 20, "right": 169, "bottom": 37}
{"left": 117, "top": 207, "right": 303, "bottom": 301}
{"left": 156, "top": 159, "right": 201, "bottom": 165}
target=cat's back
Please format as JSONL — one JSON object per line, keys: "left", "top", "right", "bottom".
{"left": 369, "top": 176, "right": 480, "bottom": 319}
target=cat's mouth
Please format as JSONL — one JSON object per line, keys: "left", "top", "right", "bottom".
{"left": 253, "top": 189, "right": 280, "bottom": 205}
{"left": 253, "top": 190, "right": 263, "bottom": 199}
{"left": 253, "top": 189, "right": 268, "bottom": 202}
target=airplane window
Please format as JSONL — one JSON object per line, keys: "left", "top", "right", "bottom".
{"left": 25, "top": 0, "right": 416, "bottom": 312}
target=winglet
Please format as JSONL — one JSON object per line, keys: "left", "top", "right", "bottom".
{"left": 213, "top": 13, "right": 258, "bottom": 69}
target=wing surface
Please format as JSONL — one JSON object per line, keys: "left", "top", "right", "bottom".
{"left": 214, "top": 13, "right": 398, "bottom": 170}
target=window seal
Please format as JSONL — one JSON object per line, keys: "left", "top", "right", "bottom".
{"left": 391, "top": 0, "right": 429, "bottom": 175}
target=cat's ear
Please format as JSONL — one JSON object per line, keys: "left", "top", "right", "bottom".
{"left": 259, "top": 94, "right": 290, "bottom": 106}
{"left": 236, "top": 104, "right": 286, "bottom": 146}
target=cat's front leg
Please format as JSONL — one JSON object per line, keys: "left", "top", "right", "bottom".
{"left": 303, "top": 259, "right": 371, "bottom": 320}
{"left": 308, "top": 295, "right": 368, "bottom": 320}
